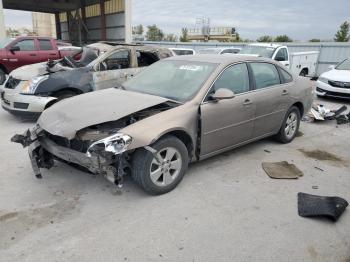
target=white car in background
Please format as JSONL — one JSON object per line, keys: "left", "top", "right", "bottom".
{"left": 169, "top": 48, "right": 196, "bottom": 56}
{"left": 197, "top": 47, "right": 241, "bottom": 55}
{"left": 316, "top": 58, "right": 350, "bottom": 99}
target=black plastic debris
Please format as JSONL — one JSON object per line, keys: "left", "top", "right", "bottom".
{"left": 298, "top": 192, "right": 348, "bottom": 221}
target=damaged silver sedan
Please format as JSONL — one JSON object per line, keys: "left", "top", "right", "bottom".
{"left": 12, "top": 55, "right": 313, "bottom": 195}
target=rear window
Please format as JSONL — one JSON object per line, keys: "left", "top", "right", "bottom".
{"left": 250, "top": 62, "right": 281, "bottom": 89}
{"left": 279, "top": 68, "right": 293, "bottom": 83}
{"left": 39, "top": 39, "right": 53, "bottom": 50}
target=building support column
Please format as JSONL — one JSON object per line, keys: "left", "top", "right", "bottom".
{"left": 100, "top": 0, "right": 106, "bottom": 41}
{"left": 55, "top": 13, "right": 62, "bottom": 40}
{"left": 124, "top": 0, "right": 132, "bottom": 43}
{"left": 0, "top": 0, "right": 6, "bottom": 39}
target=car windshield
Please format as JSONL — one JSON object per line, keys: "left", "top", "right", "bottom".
{"left": 197, "top": 49, "right": 221, "bottom": 54}
{"left": 336, "top": 58, "right": 350, "bottom": 70}
{"left": 240, "top": 46, "right": 276, "bottom": 58}
{"left": 123, "top": 60, "right": 217, "bottom": 102}
{"left": 0, "top": 38, "right": 13, "bottom": 48}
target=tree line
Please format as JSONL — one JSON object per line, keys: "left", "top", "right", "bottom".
{"left": 134, "top": 21, "right": 350, "bottom": 43}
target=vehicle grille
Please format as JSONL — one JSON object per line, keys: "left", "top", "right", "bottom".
{"left": 317, "top": 87, "right": 350, "bottom": 99}
{"left": 328, "top": 80, "right": 350, "bottom": 89}
{"left": 5, "top": 76, "right": 21, "bottom": 89}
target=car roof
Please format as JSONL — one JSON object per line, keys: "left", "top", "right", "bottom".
{"left": 166, "top": 54, "right": 273, "bottom": 64}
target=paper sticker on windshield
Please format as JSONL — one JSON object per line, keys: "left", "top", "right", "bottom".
{"left": 179, "top": 65, "right": 203, "bottom": 71}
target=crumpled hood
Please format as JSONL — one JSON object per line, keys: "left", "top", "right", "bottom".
{"left": 38, "top": 88, "right": 169, "bottom": 139}
{"left": 321, "top": 69, "right": 350, "bottom": 82}
{"left": 11, "top": 62, "right": 49, "bottom": 80}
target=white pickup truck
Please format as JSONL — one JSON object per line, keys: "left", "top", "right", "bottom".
{"left": 240, "top": 43, "right": 319, "bottom": 77}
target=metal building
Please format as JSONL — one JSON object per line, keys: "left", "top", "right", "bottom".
{"left": 0, "top": 0, "right": 132, "bottom": 45}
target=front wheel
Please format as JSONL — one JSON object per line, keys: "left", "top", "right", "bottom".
{"left": 275, "top": 106, "right": 301, "bottom": 143}
{"left": 132, "top": 136, "right": 189, "bottom": 195}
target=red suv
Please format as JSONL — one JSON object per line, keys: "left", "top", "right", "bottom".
{"left": 0, "top": 37, "right": 74, "bottom": 84}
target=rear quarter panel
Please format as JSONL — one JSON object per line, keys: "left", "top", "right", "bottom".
{"left": 289, "top": 76, "right": 313, "bottom": 115}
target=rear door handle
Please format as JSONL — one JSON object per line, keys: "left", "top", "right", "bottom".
{"left": 30, "top": 54, "right": 37, "bottom": 56}
{"left": 282, "top": 90, "right": 288, "bottom": 96}
{"left": 243, "top": 99, "right": 252, "bottom": 106}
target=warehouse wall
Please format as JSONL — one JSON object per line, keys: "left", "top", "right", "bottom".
{"left": 142, "top": 41, "right": 350, "bottom": 76}
{"left": 58, "top": 0, "right": 131, "bottom": 44}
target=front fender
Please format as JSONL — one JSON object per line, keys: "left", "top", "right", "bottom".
{"left": 120, "top": 103, "right": 199, "bottom": 152}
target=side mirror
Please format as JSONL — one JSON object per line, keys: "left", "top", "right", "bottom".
{"left": 10, "top": 46, "right": 20, "bottom": 52}
{"left": 328, "top": 65, "right": 335, "bottom": 70}
{"left": 275, "top": 56, "right": 285, "bottom": 62}
{"left": 210, "top": 88, "right": 235, "bottom": 101}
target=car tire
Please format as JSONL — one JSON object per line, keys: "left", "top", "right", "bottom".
{"left": 275, "top": 106, "right": 301, "bottom": 144}
{"left": 299, "top": 69, "right": 307, "bottom": 77}
{"left": 132, "top": 135, "right": 189, "bottom": 195}
{"left": 0, "top": 69, "right": 6, "bottom": 85}
{"left": 55, "top": 90, "right": 77, "bottom": 101}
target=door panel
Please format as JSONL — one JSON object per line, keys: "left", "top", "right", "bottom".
{"left": 200, "top": 95, "right": 255, "bottom": 156}
{"left": 37, "top": 39, "right": 60, "bottom": 62}
{"left": 249, "top": 62, "right": 291, "bottom": 138}
{"left": 93, "top": 49, "right": 133, "bottom": 90}
{"left": 200, "top": 63, "right": 255, "bottom": 156}
{"left": 6, "top": 39, "right": 39, "bottom": 71}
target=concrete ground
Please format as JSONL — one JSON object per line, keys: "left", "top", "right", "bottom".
{"left": 0, "top": 84, "right": 350, "bottom": 262}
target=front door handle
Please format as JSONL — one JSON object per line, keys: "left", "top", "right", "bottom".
{"left": 30, "top": 54, "right": 37, "bottom": 56}
{"left": 282, "top": 90, "right": 288, "bottom": 96}
{"left": 243, "top": 99, "right": 252, "bottom": 106}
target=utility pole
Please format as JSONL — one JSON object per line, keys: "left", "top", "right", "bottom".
{"left": 0, "top": 0, "right": 6, "bottom": 39}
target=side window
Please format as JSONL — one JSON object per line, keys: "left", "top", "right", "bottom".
{"left": 250, "top": 62, "right": 281, "bottom": 89}
{"left": 39, "top": 40, "right": 53, "bottom": 50}
{"left": 136, "top": 51, "right": 159, "bottom": 67}
{"left": 279, "top": 68, "right": 293, "bottom": 83}
{"left": 275, "top": 48, "right": 288, "bottom": 61}
{"left": 100, "top": 50, "right": 130, "bottom": 71}
{"left": 212, "top": 63, "right": 250, "bottom": 95}
{"left": 13, "top": 40, "right": 35, "bottom": 51}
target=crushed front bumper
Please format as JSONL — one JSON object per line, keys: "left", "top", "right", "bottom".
{"left": 12, "top": 125, "right": 126, "bottom": 186}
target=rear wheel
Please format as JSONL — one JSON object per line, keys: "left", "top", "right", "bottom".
{"left": 275, "top": 106, "right": 301, "bottom": 143}
{"left": 0, "top": 69, "right": 6, "bottom": 85}
{"left": 132, "top": 136, "right": 189, "bottom": 195}
{"left": 299, "top": 69, "right": 308, "bottom": 77}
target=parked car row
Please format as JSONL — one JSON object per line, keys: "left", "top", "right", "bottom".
{"left": 4, "top": 38, "right": 348, "bottom": 195}
{"left": 168, "top": 44, "right": 320, "bottom": 78}
{"left": 1, "top": 43, "right": 172, "bottom": 116}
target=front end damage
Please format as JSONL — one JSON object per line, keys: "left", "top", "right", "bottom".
{"left": 11, "top": 101, "right": 179, "bottom": 188}
{"left": 11, "top": 125, "right": 131, "bottom": 187}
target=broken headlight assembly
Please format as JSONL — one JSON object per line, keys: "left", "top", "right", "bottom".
{"left": 21, "top": 75, "right": 49, "bottom": 95}
{"left": 86, "top": 133, "right": 132, "bottom": 157}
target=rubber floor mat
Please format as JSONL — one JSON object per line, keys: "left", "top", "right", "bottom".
{"left": 262, "top": 161, "right": 303, "bottom": 179}
{"left": 298, "top": 192, "right": 348, "bottom": 221}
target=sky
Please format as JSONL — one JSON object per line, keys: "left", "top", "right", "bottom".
{"left": 3, "top": 0, "right": 350, "bottom": 41}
